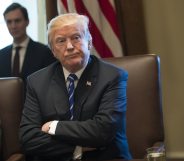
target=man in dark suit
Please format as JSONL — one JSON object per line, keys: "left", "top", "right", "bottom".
{"left": 19, "top": 13, "right": 132, "bottom": 161}
{"left": 0, "top": 3, "right": 55, "bottom": 86}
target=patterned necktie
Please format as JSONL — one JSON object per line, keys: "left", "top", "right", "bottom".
{"left": 67, "top": 74, "right": 78, "bottom": 120}
{"left": 68, "top": 74, "right": 82, "bottom": 159}
{"left": 12, "top": 46, "right": 21, "bottom": 76}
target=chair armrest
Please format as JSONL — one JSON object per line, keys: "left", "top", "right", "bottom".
{"left": 1, "top": 120, "right": 24, "bottom": 161}
{"left": 5, "top": 153, "right": 25, "bottom": 161}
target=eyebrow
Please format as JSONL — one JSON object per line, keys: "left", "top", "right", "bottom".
{"left": 6, "top": 18, "right": 22, "bottom": 22}
{"left": 55, "top": 32, "right": 82, "bottom": 38}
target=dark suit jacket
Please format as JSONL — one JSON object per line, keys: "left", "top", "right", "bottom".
{"left": 19, "top": 55, "right": 132, "bottom": 161}
{"left": 0, "top": 39, "right": 56, "bottom": 86}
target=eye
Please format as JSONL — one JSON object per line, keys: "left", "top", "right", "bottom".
{"left": 15, "top": 19, "right": 22, "bottom": 24}
{"left": 72, "top": 34, "right": 81, "bottom": 43}
{"left": 55, "top": 37, "right": 66, "bottom": 45}
{"left": 6, "top": 20, "right": 12, "bottom": 25}
{"left": 74, "top": 35, "right": 80, "bottom": 40}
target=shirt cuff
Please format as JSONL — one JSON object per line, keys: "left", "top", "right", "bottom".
{"left": 48, "top": 120, "right": 58, "bottom": 135}
{"left": 73, "top": 146, "right": 82, "bottom": 160}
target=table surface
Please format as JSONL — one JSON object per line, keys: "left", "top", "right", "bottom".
{"left": 107, "top": 159, "right": 184, "bottom": 161}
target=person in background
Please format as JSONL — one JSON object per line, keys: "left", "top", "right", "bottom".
{"left": 19, "top": 13, "right": 132, "bottom": 161}
{"left": 0, "top": 3, "right": 56, "bottom": 89}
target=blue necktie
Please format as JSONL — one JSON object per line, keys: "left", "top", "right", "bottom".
{"left": 67, "top": 74, "right": 78, "bottom": 120}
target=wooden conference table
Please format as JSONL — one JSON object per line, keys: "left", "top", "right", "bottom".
{"left": 107, "top": 159, "right": 184, "bottom": 161}
{"left": 78, "top": 159, "right": 184, "bottom": 161}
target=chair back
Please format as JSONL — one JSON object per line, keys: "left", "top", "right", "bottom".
{"left": 104, "top": 54, "right": 164, "bottom": 158}
{"left": 0, "top": 77, "right": 24, "bottom": 161}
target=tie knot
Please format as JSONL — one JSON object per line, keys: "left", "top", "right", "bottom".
{"left": 67, "top": 74, "right": 78, "bottom": 82}
{"left": 15, "top": 46, "right": 21, "bottom": 52}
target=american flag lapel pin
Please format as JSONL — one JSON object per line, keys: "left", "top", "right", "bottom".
{"left": 86, "top": 81, "right": 92, "bottom": 86}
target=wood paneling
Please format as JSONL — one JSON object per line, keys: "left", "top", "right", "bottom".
{"left": 115, "top": 0, "right": 148, "bottom": 55}
{"left": 45, "top": 0, "right": 58, "bottom": 23}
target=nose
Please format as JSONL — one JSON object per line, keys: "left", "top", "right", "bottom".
{"left": 66, "top": 40, "right": 74, "bottom": 50}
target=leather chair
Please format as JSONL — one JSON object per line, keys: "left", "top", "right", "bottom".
{"left": 0, "top": 55, "right": 164, "bottom": 160}
{"left": 0, "top": 77, "right": 24, "bottom": 161}
{"left": 104, "top": 54, "right": 164, "bottom": 159}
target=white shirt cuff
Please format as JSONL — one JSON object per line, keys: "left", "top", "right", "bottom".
{"left": 73, "top": 146, "right": 82, "bottom": 160}
{"left": 48, "top": 120, "right": 58, "bottom": 135}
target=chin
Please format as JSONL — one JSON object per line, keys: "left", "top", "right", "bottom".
{"left": 70, "top": 58, "right": 82, "bottom": 66}
{"left": 67, "top": 58, "right": 84, "bottom": 70}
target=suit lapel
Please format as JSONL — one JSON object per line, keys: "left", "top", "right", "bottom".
{"left": 0, "top": 45, "right": 13, "bottom": 76}
{"left": 50, "top": 64, "right": 71, "bottom": 120}
{"left": 21, "top": 39, "right": 33, "bottom": 75}
{"left": 6, "top": 46, "right": 12, "bottom": 75}
{"left": 73, "top": 56, "right": 98, "bottom": 120}
{"left": 49, "top": 56, "right": 98, "bottom": 120}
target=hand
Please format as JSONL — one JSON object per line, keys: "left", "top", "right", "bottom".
{"left": 41, "top": 121, "right": 52, "bottom": 133}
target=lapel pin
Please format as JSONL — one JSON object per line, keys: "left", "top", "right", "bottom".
{"left": 86, "top": 81, "right": 92, "bottom": 86}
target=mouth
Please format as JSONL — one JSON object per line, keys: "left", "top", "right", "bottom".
{"left": 11, "top": 31, "right": 19, "bottom": 35}
{"left": 66, "top": 53, "right": 79, "bottom": 59}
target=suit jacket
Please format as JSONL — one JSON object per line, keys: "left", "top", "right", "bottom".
{"left": 0, "top": 39, "right": 56, "bottom": 85}
{"left": 19, "top": 55, "right": 132, "bottom": 161}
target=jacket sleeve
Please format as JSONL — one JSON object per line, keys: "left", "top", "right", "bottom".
{"left": 55, "top": 70, "right": 128, "bottom": 147}
{"left": 19, "top": 77, "right": 75, "bottom": 157}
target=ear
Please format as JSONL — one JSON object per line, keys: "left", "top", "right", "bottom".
{"left": 88, "top": 40, "right": 92, "bottom": 50}
{"left": 26, "top": 20, "right": 29, "bottom": 27}
{"left": 51, "top": 46, "right": 57, "bottom": 58}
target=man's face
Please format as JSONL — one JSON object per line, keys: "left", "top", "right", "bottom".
{"left": 51, "top": 24, "right": 91, "bottom": 73}
{"left": 4, "top": 9, "right": 29, "bottom": 43}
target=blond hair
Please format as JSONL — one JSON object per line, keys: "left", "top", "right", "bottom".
{"left": 47, "top": 13, "right": 92, "bottom": 48}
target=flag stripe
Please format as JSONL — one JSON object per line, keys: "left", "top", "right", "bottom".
{"left": 98, "top": 0, "right": 120, "bottom": 39}
{"left": 82, "top": 0, "right": 123, "bottom": 57}
{"left": 57, "top": 0, "right": 68, "bottom": 13}
{"left": 74, "top": 0, "right": 113, "bottom": 57}
{"left": 109, "top": 0, "right": 115, "bottom": 10}
{"left": 61, "top": 0, "right": 68, "bottom": 12}
{"left": 57, "top": 0, "right": 123, "bottom": 57}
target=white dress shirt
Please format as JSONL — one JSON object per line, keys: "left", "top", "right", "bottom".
{"left": 48, "top": 65, "right": 87, "bottom": 160}
{"left": 11, "top": 37, "right": 30, "bottom": 72}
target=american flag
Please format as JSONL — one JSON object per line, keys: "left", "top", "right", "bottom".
{"left": 57, "top": 0, "right": 124, "bottom": 58}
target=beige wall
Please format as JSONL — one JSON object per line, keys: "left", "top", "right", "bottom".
{"left": 142, "top": 0, "right": 184, "bottom": 158}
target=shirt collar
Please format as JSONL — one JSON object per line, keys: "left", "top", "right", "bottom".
{"left": 63, "top": 66, "right": 86, "bottom": 82}
{"left": 13, "top": 37, "right": 30, "bottom": 49}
